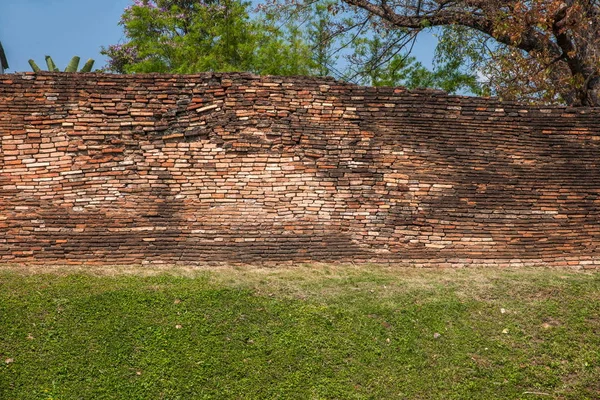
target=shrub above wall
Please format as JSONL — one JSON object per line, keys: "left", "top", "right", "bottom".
{"left": 1, "top": 72, "right": 600, "bottom": 267}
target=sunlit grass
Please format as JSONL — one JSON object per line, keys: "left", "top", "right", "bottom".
{"left": 1, "top": 264, "right": 599, "bottom": 399}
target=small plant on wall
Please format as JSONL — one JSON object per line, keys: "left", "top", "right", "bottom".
{"left": 28, "top": 55, "right": 94, "bottom": 72}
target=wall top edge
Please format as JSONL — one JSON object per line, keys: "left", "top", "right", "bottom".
{"left": 2, "top": 71, "right": 600, "bottom": 112}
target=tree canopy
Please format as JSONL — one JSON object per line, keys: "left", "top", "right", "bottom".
{"left": 332, "top": 0, "right": 600, "bottom": 106}
{"left": 101, "top": 0, "right": 316, "bottom": 75}
{"left": 102, "top": 0, "right": 479, "bottom": 95}
{"left": 103, "top": 0, "right": 600, "bottom": 106}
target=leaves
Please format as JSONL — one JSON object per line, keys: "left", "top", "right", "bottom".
{"left": 101, "top": 0, "right": 317, "bottom": 76}
{"left": 330, "top": 0, "right": 600, "bottom": 105}
{"left": 103, "top": 0, "right": 476, "bottom": 92}
{"left": 350, "top": 34, "right": 482, "bottom": 94}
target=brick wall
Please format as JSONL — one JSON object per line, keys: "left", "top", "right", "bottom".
{"left": 1, "top": 72, "right": 600, "bottom": 267}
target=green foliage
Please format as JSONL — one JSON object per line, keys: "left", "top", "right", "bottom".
{"left": 434, "top": 26, "right": 494, "bottom": 95}
{"left": 304, "top": 1, "right": 337, "bottom": 77}
{"left": 102, "top": 0, "right": 487, "bottom": 95}
{"left": 64, "top": 56, "right": 81, "bottom": 72}
{"left": 28, "top": 56, "right": 95, "bottom": 73}
{"left": 80, "top": 59, "right": 95, "bottom": 73}
{"left": 1, "top": 266, "right": 599, "bottom": 398}
{"left": 252, "top": 22, "right": 317, "bottom": 76}
{"left": 45, "top": 55, "right": 59, "bottom": 72}
{"left": 265, "top": 1, "right": 483, "bottom": 95}
{"left": 102, "top": 0, "right": 317, "bottom": 76}
{"left": 28, "top": 59, "right": 41, "bottom": 72}
{"left": 349, "top": 35, "right": 484, "bottom": 94}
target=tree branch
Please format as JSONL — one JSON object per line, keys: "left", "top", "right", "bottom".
{"left": 341, "top": 0, "right": 560, "bottom": 57}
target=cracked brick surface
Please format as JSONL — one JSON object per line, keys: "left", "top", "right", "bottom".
{"left": 1, "top": 72, "right": 600, "bottom": 267}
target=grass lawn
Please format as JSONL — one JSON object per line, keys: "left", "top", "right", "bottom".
{"left": 0, "top": 263, "right": 599, "bottom": 399}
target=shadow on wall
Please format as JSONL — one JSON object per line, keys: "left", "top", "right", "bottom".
{"left": 352, "top": 105, "right": 600, "bottom": 260}
{"left": 1, "top": 72, "right": 600, "bottom": 265}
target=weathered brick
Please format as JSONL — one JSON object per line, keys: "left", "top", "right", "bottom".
{"left": 0, "top": 72, "right": 599, "bottom": 268}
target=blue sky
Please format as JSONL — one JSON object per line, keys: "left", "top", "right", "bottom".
{"left": 0, "top": 0, "right": 438, "bottom": 74}
{"left": 1, "top": 0, "right": 130, "bottom": 72}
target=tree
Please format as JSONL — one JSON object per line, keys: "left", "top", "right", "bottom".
{"left": 102, "top": 0, "right": 316, "bottom": 75}
{"left": 268, "top": 0, "right": 485, "bottom": 95}
{"left": 332, "top": 0, "right": 600, "bottom": 106}
{"left": 305, "top": 1, "right": 338, "bottom": 77}
{"left": 251, "top": 14, "right": 319, "bottom": 76}
{"left": 105, "top": 0, "right": 482, "bottom": 96}
{"left": 348, "top": 32, "right": 483, "bottom": 94}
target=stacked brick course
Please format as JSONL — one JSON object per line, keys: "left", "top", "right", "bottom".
{"left": 1, "top": 72, "right": 600, "bottom": 267}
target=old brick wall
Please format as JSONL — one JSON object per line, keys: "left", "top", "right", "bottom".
{"left": 1, "top": 72, "right": 600, "bottom": 267}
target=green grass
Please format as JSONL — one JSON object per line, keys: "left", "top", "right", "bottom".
{"left": 0, "top": 264, "right": 599, "bottom": 399}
